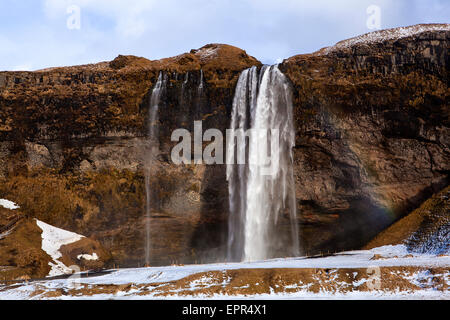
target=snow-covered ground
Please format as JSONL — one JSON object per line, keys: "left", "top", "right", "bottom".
{"left": 1, "top": 199, "right": 448, "bottom": 300}
{"left": 62, "top": 245, "right": 449, "bottom": 286}
{"left": 0, "top": 245, "right": 448, "bottom": 300}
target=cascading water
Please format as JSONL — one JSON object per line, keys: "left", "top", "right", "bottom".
{"left": 227, "top": 65, "right": 300, "bottom": 262}
{"left": 226, "top": 67, "right": 258, "bottom": 261}
{"left": 195, "top": 70, "right": 205, "bottom": 119}
{"left": 198, "top": 69, "right": 204, "bottom": 94}
{"left": 145, "top": 72, "right": 167, "bottom": 266}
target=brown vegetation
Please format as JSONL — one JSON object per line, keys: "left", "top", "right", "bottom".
{"left": 0, "top": 218, "right": 51, "bottom": 280}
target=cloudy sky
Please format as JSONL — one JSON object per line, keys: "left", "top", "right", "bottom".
{"left": 0, "top": 0, "right": 448, "bottom": 71}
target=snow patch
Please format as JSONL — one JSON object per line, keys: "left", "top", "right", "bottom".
{"left": 0, "top": 199, "right": 20, "bottom": 210}
{"left": 61, "top": 244, "right": 450, "bottom": 288}
{"left": 77, "top": 253, "right": 99, "bottom": 261}
{"left": 35, "top": 219, "right": 84, "bottom": 277}
{"left": 0, "top": 244, "right": 449, "bottom": 300}
{"left": 195, "top": 46, "right": 219, "bottom": 61}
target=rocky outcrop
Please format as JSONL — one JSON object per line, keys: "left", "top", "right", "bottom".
{"left": 59, "top": 237, "right": 111, "bottom": 271}
{"left": 0, "top": 25, "right": 448, "bottom": 269}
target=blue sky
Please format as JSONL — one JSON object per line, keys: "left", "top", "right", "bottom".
{"left": 0, "top": 0, "right": 448, "bottom": 71}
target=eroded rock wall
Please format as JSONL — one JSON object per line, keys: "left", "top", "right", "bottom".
{"left": 281, "top": 26, "right": 449, "bottom": 253}
{"left": 0, "top": 44, "right": 260, "bottom": 266}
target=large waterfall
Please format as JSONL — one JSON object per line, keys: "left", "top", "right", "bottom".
{"left": 227, "top": 65, "right": 299, "bottom": 262}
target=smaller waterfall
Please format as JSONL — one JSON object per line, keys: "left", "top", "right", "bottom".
{"left": 145, "top": 72, "right": 167, "bottom": 266}
{"left": 182, "top": 72, "right": 189, "bottom": 90}
{"left": 179, "top": 72, "right": 189, "bottom": 125}
{"left": 194, "top": 69, "right": 205, "bottom": 120}
{"left": 198, "top": 69, "right": 204, "bottom": 93}
{"left": 227, "top": 65, "right": 300, "bottom": 262}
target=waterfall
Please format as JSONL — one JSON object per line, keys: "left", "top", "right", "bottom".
{"left": 145, "top": 72, "right": 167, "bottom": 266}
{"left": 194, "top": 69, "right": 205, "bottom": 120}
{"left": 182, "top": 72, "right": 189, "bottom": 90}
{"left": 227, "top": 65, "right": 299, "bottom": 262}
{"left": 226, "top": 67, "right": 258, "bottom": 261}
{"left": 198, "top": 69, "right": 204, "bottom": 93}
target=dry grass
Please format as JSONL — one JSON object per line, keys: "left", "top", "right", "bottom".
{"left": 0, "top": 168, "right": 145, "bottom": 232}
{"left": 0, "top": 218, "right": 51, "bottom": 280}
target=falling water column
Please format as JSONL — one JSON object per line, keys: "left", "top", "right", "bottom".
{"left": 244, "top": 65, "right": 299, "bottom": 261}
{"left": 145, "top": 72, "right": 167, "bottom": 266}
{"left": 227, "top": 65, "right": 300, "bottom": 262}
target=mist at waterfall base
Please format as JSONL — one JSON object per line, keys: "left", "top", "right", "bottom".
{"left": 144, "top": 65, "right": 300, "bottom": 265}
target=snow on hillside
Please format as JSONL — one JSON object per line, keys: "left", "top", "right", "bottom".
{"left": 195, "top": 46, "right": 219, "bottom": 61}
{"left": 0, "top": 244, "right": 448, "bottom": 300}
{"left": 0, "top": 199, "right": 19, "bottom": 210}
{"left": 409, "top": 225, "right": 450, "bottom": 255}
{"left": 321, "top": 24, "right": 450, "bottom": 54}
{"left": 35, "top": 219, "right": 85, "bottom": 277}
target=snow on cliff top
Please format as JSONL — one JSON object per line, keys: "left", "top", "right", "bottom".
{"left": 321, "top": 24, "right": 450, "bottom": 55}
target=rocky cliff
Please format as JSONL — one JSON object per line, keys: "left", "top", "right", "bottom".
{"left": 0, "top": 43, "right": 261, "bottom": 269}
{"left": 281, "top": 24, "right": 449, "bottom": 253}
{"left": 0, "top": 24, "right": 448, "bottom": 274}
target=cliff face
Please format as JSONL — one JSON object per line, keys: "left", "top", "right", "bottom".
{"left": 280, "top": 24, "right": 449, "bottom": 253}
{"left": 0, "top": 44, "right": 261, "bottom": 267}
{"left": 0, "top": 25, "right": 448, "bottom": 270}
